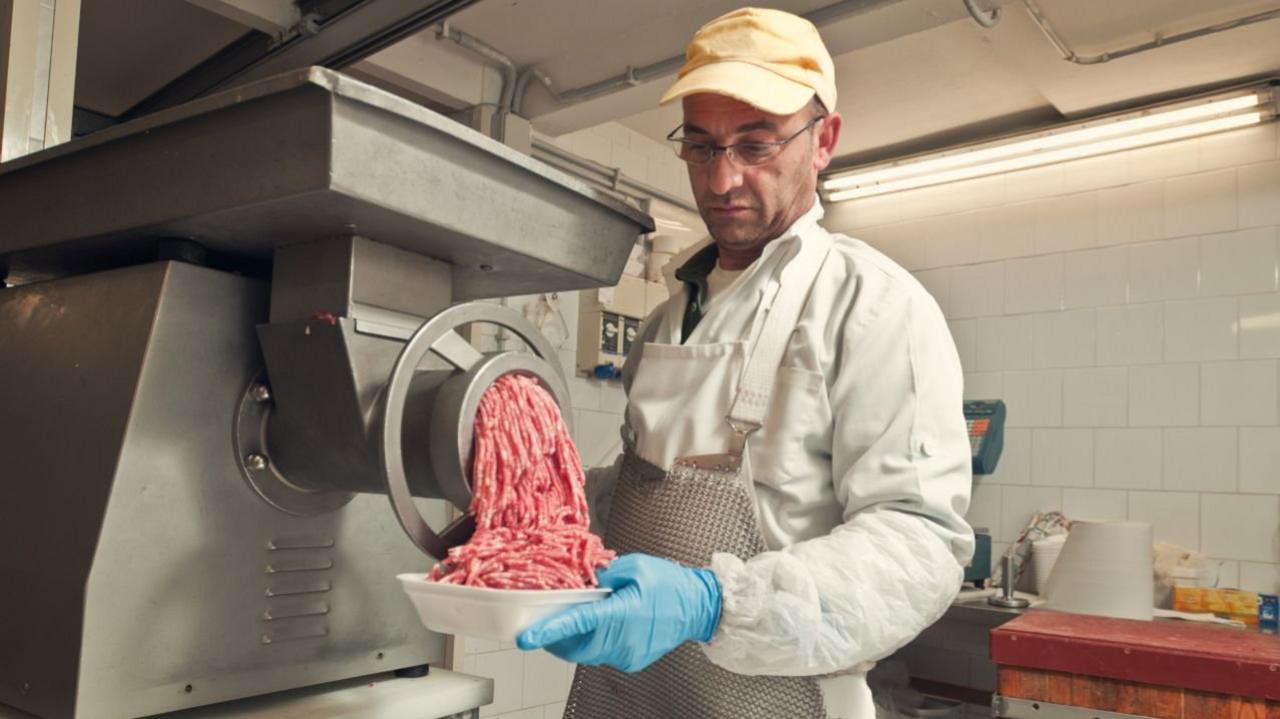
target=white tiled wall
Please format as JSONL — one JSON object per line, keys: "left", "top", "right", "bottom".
{"left": 891, "top": 611, "right": 1009, "bottom": 708}
{"left": 824, "top": 122, "right": 1280, "bottom": 597}
{"left": 459, "top": 121, "right": 692, "bottom": 718}
{"left": 469, "top": 119, "right": 1280, "bottom": 715}
{"left": 458, "top": 640, "right": 575, "bottom": 719}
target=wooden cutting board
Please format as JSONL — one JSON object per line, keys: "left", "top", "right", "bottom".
{"left": 990, "top": 610, "right": 1280, "bottom": 718}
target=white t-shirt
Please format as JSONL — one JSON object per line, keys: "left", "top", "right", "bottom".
{"left": 704, "top": 262, "right": 744, "bottom": 305}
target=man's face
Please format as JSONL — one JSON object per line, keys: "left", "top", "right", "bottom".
{"left": 680, "top": 93, "right": 841, "bottom": 257}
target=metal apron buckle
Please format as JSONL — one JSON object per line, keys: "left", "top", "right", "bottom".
{"left": 725, "top": 417, "right": 761, "bottom": 456}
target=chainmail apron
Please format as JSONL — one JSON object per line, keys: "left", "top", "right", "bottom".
{"left": 563, "top": 450, "right": 829, "bottom": 719}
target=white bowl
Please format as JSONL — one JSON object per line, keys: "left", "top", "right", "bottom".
{"left": 397, "top": 574, "right": 611, "bottom": 643}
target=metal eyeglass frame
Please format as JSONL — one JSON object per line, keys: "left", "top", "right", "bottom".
{"left": 666, "top": 114, "right": 826, "bottom": 166}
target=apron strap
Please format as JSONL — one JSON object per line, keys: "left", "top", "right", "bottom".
{"left": 726, "top": 230, "right": 831, "bottom": 453}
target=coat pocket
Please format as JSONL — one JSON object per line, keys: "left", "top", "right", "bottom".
{"left": 750, "top": 365, "right": 831, "bottom": 486}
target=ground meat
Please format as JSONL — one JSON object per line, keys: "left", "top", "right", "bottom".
{"left": 428, "top": 373, "right": 615, "bottom": 589}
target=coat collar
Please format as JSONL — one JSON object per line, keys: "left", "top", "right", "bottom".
{"left": 666, "top": 196, "right": 826, "bottom": 292}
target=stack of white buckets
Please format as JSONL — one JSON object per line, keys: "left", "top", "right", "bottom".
{"left": 1035, "top": 521, "right": 1156, "bottom": 621}
{"left": 1031, "top": 533, "right": 1067, "bottom": 594}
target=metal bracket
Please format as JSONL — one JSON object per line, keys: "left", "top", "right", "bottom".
{"left": 234, "top": 371, "right": 356, "bottom": 516}
{"left": 993, "top": 695, "right": 1156, "bottom": 719}
{"left": 294, "top": 11, "right": 323, "bottom": 38}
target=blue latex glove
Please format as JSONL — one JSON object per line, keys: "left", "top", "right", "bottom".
{"left": 516, "top": 553, "right": 722, "bottom": 673}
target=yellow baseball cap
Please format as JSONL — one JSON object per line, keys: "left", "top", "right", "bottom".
{"left": 660, "top": 7, "right": 837, "bottom": 116}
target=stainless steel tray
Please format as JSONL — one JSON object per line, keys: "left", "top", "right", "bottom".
{"left": 0, "top": 67, "right": 653, "bottom": 298}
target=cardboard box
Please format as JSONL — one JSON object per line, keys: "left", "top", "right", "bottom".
{"left": 1173, "top": 587, "right": 1261, "bottom": 624}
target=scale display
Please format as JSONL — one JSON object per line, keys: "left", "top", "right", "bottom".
{"left": 964, "top": 399, "right": 1006, "bottom": 476}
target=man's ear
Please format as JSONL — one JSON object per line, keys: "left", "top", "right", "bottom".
{"left": 813, "top": 112, "right": 842, "bottom": 172}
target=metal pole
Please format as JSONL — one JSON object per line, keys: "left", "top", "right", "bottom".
{"left": 0, "top": 0, "right": 79, "bottom": 162}
{"left": 1021, "top": 0, "right": 1280, "bottom": 66}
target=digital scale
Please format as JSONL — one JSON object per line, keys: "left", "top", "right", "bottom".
{"left": 964, "top": 399, "right": 1006, "bottom": 476}
{"left": 963, "top": 399, "right": 1006, "bottom": 590}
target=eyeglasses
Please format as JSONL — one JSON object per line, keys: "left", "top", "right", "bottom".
{"left": 667, "top": 115, "right": 825, "bottom": 167}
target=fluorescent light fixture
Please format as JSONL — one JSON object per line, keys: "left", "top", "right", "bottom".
{"left": 822, "top": 85, "right": 1276, "bottom": 202}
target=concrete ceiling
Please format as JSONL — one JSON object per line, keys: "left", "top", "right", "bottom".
{"left": 445, "top": 0, "right": 986, "bottom": 134}
{"left": 615, "top": 0, "right": 1280, "bottom": 165}
{"left": 1031, "top": 0, "right": 1277, "bottom": 53}
{"left": 73, "top": 0, "right": 1280, "bottom": 166}
{"left": 438, "top": 0, "right": 1280, "bottom": 162}
{"left": 985, "top": 0, "right": 1280, "bottom": 118}
{"left": 618, "top": 10, "right": 1057, "bottom": 165}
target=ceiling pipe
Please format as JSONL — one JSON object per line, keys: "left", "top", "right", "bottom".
{"left": 532, "top": 136, "right": 697, "bottom": 213}
{"left": 1022, "top": 0, "right": 1280, "bottom": 65}
{"left": 514, "top": 58, "right": 682, "bottom": 117}
{"left": 511, "top": 69, "right": 550, "bottom": 117}
{"left": 963, "top": 0, "right": 1000, "bottom": 28}
{"left": 513, "top": 0, "right": 907, "bottom": 117}
{"left": 434, "top": 20, "right": 516, "bottom": 139}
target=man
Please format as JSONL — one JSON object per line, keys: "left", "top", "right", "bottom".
{"left": 518, "top": 8, "right": 974, "bottom": 718}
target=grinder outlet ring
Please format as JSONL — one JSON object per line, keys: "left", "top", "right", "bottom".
{"left": 426, "top": 352, "right": 572, "bottom": 512}
{"left": 379, "top": 302, "right": 572, "bottom": 560}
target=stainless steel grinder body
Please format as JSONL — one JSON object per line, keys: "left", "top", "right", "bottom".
{"left": 0, "top": 68, "right": 653, "bottom": 718}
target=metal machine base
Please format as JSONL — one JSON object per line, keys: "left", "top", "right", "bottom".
{"left": 994, "top": 695, "right": 1155, "bottom": 719}
{"left": 1, "top": 669, "right": 491, "bottom": 719}
{"left": 0, "top": 262, "right": 450, "bottom": 718}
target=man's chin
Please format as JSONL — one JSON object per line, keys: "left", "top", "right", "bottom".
{"left": 708, "top": 233, "right": 763, "bottom": 254}
{"left": 705, "top": 221, "right": 754, "bottom": 247}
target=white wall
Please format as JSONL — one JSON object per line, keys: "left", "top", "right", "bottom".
{"left": 461, "top": 117, "right": 1280, "bottom": 715}
{"left": 820, "top": 120, "right": 1280, "bottom": 701}
{"left": 823, "top": 121, "right": 1280, "bottom": 595}
{"left": 456, "top": 121, "right": 694, "bottom": 719}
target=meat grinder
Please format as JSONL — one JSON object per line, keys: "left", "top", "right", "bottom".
{"left": 0, "top": 68, "right": 651, "bottom": 719}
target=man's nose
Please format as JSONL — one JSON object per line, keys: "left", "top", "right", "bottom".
{"left": 707, "top": 152, "right": 744, "bottom": 196}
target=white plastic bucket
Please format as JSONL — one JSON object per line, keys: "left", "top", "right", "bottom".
{"left": 1169, "top": 563, "right": 1218, "bottom": 588}
{"left": 1044, "top": 521, "right": 1155, "bottom": 621}
{"left": 1031, "top": 534, "right": 1067, "bottom": 594}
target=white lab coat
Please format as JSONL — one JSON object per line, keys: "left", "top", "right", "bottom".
{"left": 593, "top": 199, "right": 974, "bottom": 718}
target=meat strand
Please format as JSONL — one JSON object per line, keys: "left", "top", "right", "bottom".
{"left": 428, "top": 374, "right": 614, "bottom": 589}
